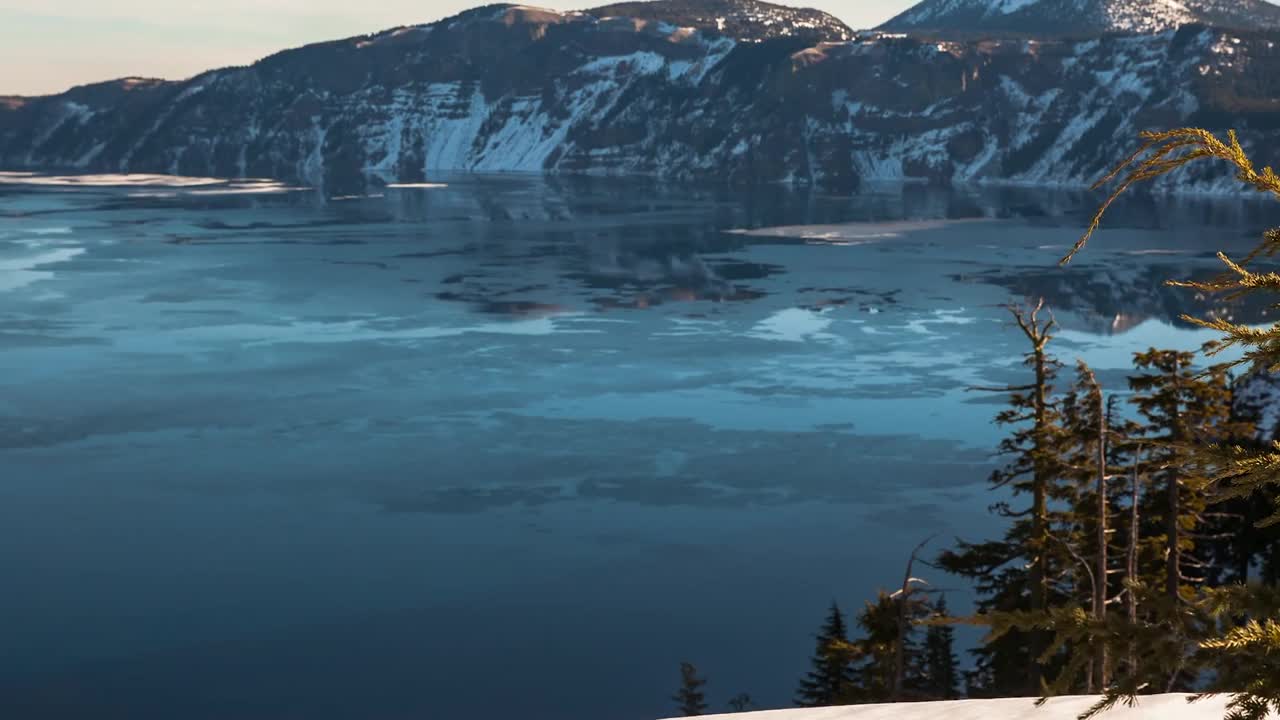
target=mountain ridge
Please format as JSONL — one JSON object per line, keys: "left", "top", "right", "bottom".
{"left": 880, "top": 0, "right": 1280, "bottom": 38}
{"left": 1, "top": 0, "right": 1279, "bottom": 194}
{"left": 588, "top": 0, "right": 854, "bottom": 41}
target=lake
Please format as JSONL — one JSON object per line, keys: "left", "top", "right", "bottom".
{"left": 1, "top": 174, "right": 1275, "bottom": 719}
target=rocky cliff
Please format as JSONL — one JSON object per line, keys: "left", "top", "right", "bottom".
{"left": 2, "top": 0, "right": 1279, "bottom": 194}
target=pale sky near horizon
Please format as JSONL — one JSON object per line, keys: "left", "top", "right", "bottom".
{"left": 1, "top": 0, "right": 918, "bottom": 96}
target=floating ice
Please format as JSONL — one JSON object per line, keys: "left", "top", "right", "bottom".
{"left": 726, "top": 218, "right": 995, "bottom": 242}
{"left": 0, "top": 248, "right": 84, "bottom": 293}
{"left": 0, "top": 172, "right": 305, "bottom": 194}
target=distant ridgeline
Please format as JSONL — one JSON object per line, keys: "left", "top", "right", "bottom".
{"left": 2, "top": 0, "right": 1280, "bottom": 194}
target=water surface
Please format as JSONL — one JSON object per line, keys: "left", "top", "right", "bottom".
{"left": 1, "top": 175, "right": 1275, "bottom": 719}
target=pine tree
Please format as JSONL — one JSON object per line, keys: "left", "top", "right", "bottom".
{"left": 920, "top": 596, "right": 962, "bottom": 700}
{"left": 1204, "top": 374, "right": 1279, "bottom": 588}
{"left": 849, "top": 592, "right": 906, "bottom": 702}
{"left": 984, "top": 353, "right": 1247, "bottom": 699}
{"left": 1001, "top": 355, "right": 1213, "bottom": 701}
{"left": 1058, "top": 362, "right": 1119, "bottom": 692}
{"left": 890, "top": 537, "right": 937, "bottom": 701}
{"left": 673, "top": 662, "right": 708, "bottom": 717}
{"left": 939, "top": 541, "right": 1035, "bottom": 697}
{"left": 1128, "top": 348, "right": 1237, "bottom": 605}
{"left": 794, "top": 602, "right": 857, "bottom": 707}
{"left": 1061, "top": 128, "right": 1280, "bottom": 719}
{"left": 939, "top": 300, "right": 1076, "bottom": 696}
{"left": 727, "top": 693, "right": 755, "bottom": 713}
{"left": 945, "top": 339, "right": 1131, "bottom": 701}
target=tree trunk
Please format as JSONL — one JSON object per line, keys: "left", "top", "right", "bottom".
{"left": 1166, "top": 473, "right": 1179, "bottom": 600}
{"left": 894, "top": 538, "right": 932, "bottom": 702}
{"left": 1030, "top": 345, "right": 1050, "bottom": 695}
{"left": 1166, "top": 360, "right": 1182, "bottom": 602}
{"left": 1095, "top": 390, "right": 1109, "bottom": 688}
{"left": 1127, "top": 447, "right": 1141, "bottom": 676}
{"left": 1010, "top": 300, "right": 1055, "bottom": 696}
{"left": 893, "top": 602, "right": 905, "bottom": 701}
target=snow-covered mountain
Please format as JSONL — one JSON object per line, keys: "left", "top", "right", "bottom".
{"left": 880, "top": 0, "right": 1280, "bottom": 38}
{"left": 2, "top": 1, "right": 1280, "bottom": 194}
{"left": 591, "top": 0, "right": 854, "bottom": 41}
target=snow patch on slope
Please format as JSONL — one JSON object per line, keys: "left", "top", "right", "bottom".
{"left": 1236, "top": 370, "right": 1280, "bottom": 442}
{"left": 25, "top": 101, "right": 93, "bottom": 165}
{"left": 991, "top": 0, "right": 1046, "bottom": 15}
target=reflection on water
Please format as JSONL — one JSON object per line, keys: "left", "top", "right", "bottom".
{"left": 0, "top": 175, "right": 1277, "bottom": 720}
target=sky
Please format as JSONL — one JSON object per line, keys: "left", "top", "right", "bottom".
{"left": 0, "top": 1, "right": 917, "bottom": 96}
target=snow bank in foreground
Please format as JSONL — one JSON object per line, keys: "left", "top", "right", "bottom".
{"left": 660, "top": 694, "right": 1274, "bottom": 720}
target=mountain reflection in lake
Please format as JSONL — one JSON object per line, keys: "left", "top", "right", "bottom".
{"left": 1, "top": 175, "right": 1276, "bottom": 720}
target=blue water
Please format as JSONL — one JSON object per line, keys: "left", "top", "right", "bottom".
{"left": 0, "top": 175, "right": 1273, "bottom": 719}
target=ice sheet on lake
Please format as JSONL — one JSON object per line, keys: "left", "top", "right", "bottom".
{"left": 0, "top": 248, "right": 84, "bottom": 293}
{"left": 726, "top": 218, "right": 996, "bottom": 243}
{"left": 748, "top": 308, "right": 839, "bottom": 343}
{"left": 0, "top": 172, "right": 305, "bottom": 195}
{"left": 122, "top": 315, "right": 597, "bottom": 351}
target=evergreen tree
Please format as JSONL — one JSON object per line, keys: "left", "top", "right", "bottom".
{"left": 920, "top": 596, "right": 962, "bottom": 700}
{"left": 1059, "top": 363, "right": 1141, "bottom": 691}
{"left": 1128, "top": 348, "right": 1237, "bottom": 605}
{"left": 794, "top": 602, "right": 857, "bottom": 707}
{"left": 849, "top": 592, "right": 905, "bottom": 702}
{"left": 1059, "top": 362, "right": 1128, "bottom": 692}
{"left": 842, "top": 587, "right": 936, "bottom": 702}
{"left": 727, "top": 693, "right": 755, "bottom": 713}
{"left": 673, "top": 662, "right": 708, "bottom": 717}
{"left": 1204, "top": 373, "right": 1280, "bottom": 588}
{"left": 1060, "top": 128, "right": 1280, "bottom": 719}
{"left": 976, "top": 352, "right": 1247, "bottom": 698}
{"left": 939, "top": 300, "right": 1076, "bottom": 696}
{"left": 1002, "top": 352, "right": 1248, "bottom": 699}
{"left": 940, "top": 542, "right": 1035, "bottom": 697}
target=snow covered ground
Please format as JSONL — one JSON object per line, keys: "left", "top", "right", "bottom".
{"left": 663, "top": 694, "right": 1275, "bottom": 720}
